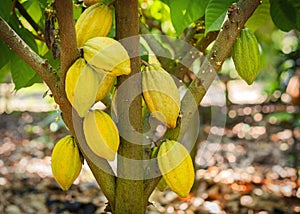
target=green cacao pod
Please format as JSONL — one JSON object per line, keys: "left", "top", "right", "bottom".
{"left": 232, "top": 28, "right": 260, "bottom": 85}
{"left": 142, "top": 64, "right": 180, "bottom": 128}
{"left": 65, "top": 58, "right": 100, "bottom": 117}
{"left": 157, "top": 140, "right": 194, "bottom": 198}
{"left": 83, "top": 37, "right": 131, "bottom": 76}
{"left": 51, "top": 135, "right": 82, "bottom": 191}
{"left": 83, "top": 109, "right": 119, "bottom": 161}
{"left": 75, "top": 3, "right": 112, "bottom": 47}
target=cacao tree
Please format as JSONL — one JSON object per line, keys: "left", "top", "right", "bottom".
{"left": 0, "top": 0, "right": 299, "bottom": 213}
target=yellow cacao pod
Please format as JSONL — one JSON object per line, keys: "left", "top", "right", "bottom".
{"left": 142, "top": 64, "right": 180, "bottom": 128}
{"left": 157, "top": 140, "right": 194, "bottom": 198}
{"left": 95, "top": 70, "right": 115, "bottom": 102}
{"left": 83, "top": 37, "right": 131, "bottom": 76}
{"left": 51, "top": 135, "right": 82, "bottom": 191}
{"left": 75, "top": 3, "right": 112, "bottom": 47}
{"left": 65, "top": 58, "right": 100, "bottom": 117}
{"left": 232, "top": 28, "right": 260, "bottom": 85}
{"left": 83, "top": 109, "right": 119, "bottom": 161}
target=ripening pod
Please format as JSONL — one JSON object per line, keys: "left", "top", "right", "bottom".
{"left": 51, "top": 135, "right": 82, "bottom": 191}
{"left": 157, "top": 140, "right": 195, "bottom": 198}
{"left": 95, "top": 69, "right": 115, "bottom": 102}
{"left": 83, "top": 110, "right": 119, "bottom": 161}
{"left": 83, "top": 37, "right": 131, "bottom": 76}
{"left": 142, "top": 64, "right": 180, "bottom": 128}
{"left": 65, "top": 58, "right": 100, "bottom": 117}
{"left": 232, "top": 28, "right": 260, "bottom": 85}
{"left": 75, "top": 3, "right": 112, "bottom": 47}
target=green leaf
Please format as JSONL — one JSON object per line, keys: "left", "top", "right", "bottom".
{"left": 22, "top": 0, "right": 43, "bottom": 24}
{"left": 245, "top": 0, "right": 271, "bottom": 32}
{"left": 0, "top": 63, "right": 10, "bottom": 82}
{"left": 7, "top": 14, "right": 38, "bottom": 53}
{"left": 0, "top": 0, "right": 12, "bottom": 21}
{"left": 289, "top": 0, "right": 300, "bottom": 31}
{"left": 0, "top": 40, "right": 11, "bottom": 70}
{"left": 167, "top": 0, "right": 209, "bottom": 36}
{"left": 140, "top": 43, "right": 149, "bottom": 63}
{"left": 9, "top": 53, "right": 42, "bottom": 90}
{"left": 205, "top": 0, "right": 236, "bottom": 34}
{"left": 270, "top": 0, "right": 299, "bottom": 31}
{"left": 43, "top": 50, "right": 61, "bottom": 71}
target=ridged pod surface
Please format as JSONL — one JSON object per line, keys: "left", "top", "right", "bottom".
{"left": 83, "top": 110, "right": 119, "bottom": 161}
{"left": 65, "top": 58, "right": 99, "bottom": 117}
{"left": 95, "top": 70, "right": 115, "bottom": 102}
{"left": 83, "top": 37, "right": 131, "bottom": 76}
{"left": 51, "top": 135, "right": 82, "bottom": 191}
{"left": 142, "top": 64, "right": 180, "bottom": 128}
{"left": 158, "top": 140, "right": 194, "bottom": 198}
{"left": 75, "top": 3, "right": 112, "bottom": 47}
{"left": 232, "top": 28, "right": 260, "bottom": 85}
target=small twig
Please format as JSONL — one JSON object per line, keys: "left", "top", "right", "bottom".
{"left": 15, "top": 1, "right": 43, "bottom": 36}
{"left": 107, "top": 0, "right": 116, "bottom": 7}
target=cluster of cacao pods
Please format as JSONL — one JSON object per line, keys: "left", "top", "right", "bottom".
{"left": 232, "top": 28, "right": 261, "bottom": 85}
{"left": 65, "top": 36, "right": 131, "bottom": 117}
{"left": 51, "top": 2, "right": 127, "bottom": 189}
{"left": 65, "top": 2, "right": 131, "bottom": 116}
{"left": 66, "top": 2, "right": 130, "bottom": 161}
{"left": 52, "top": 2, "right": 195, "bottom": 197}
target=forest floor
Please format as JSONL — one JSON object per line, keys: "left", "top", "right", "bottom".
{"left": 0, "top": 82, "right": 300, "bottom": 214}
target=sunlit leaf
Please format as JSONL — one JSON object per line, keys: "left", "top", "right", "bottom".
{"left": 22, "top": 0, "right": 43, "bottom": 24}
{"left": 205, "top": 0, "right": 236, "bottom": 34}
{"left": 245, "top": 0, "right": 271, "bottom": 32}
{"left": 165, "top": 0, "right": 209, "bottom": 36}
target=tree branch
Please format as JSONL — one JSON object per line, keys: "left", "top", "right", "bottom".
{"left": 53, "top": 0, "right": 117, "bottom": 206}
{"left": 54, "top": 0, "right": 79, "bottom": 84}
{"left": 144, "top": 0, "right": 262, "bottom": 198}
{"left": 0, "top": 17, "right": 59, "bottom": 94}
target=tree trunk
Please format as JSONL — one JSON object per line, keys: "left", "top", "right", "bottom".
{"left": 114, "top": 0, "right": 147, "bottom": 213}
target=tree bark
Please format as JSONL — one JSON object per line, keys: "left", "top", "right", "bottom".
{"left": 53, "top": 0, "right": 117, "bottom": 209}
{"left": 114, "top": 0, "right": 146, "bottom": 213}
